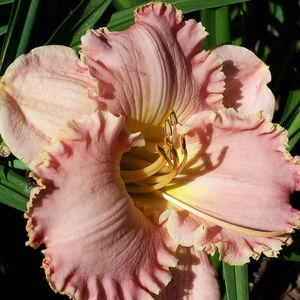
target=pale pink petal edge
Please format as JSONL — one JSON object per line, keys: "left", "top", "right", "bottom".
{"left": 164, "top": 109, "right": 300, "bottom": 265}
{"left": 25, "top": 111, "right": 179, "bottom": 300}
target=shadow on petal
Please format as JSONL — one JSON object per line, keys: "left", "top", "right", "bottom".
{"left": 157, "top": 246, "right": 220, "bottom": 300}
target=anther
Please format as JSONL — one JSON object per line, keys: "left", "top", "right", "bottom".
{"left": 121, "top": 109, "right": 188, "bottom": 193}
{"left": 157, "top": 145, "right": 168, "bottom": 160}
{"left": 180, "top": 135, "right": 186, "bottom": 153}
{"left": 165, "top": 137, "right": 173, "bottom": 148}
{"left": 170, "top": 111, "right": 178, "bottom": 125}
{"left": 164, "top": 120, "right": 172, "bottom": 137}
{"left": 170, "top": 146, "right": 179, "bottom": 166}
{"left": 121, "top": 152, "right": 166, "bottom": 184}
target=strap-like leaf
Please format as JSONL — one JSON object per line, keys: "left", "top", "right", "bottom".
{"left": 222, "top": 263, "right": 249, "bottom": 300}
{"left": 0, "top": 0, "right": 13, "bottom": 4}
{"left": 107, "top": 0, "right": 250, "bottom": 31}
{"left": 201, "top": 6, "right": 230, "bottom": 48}
{"left": 0, "top": 165, "right": 30, "bottom": 211}
{"left": 47, "top": 0, "right": 112, "bottom": 46}
{"left": 70, "top": 0, "right": 112, "bottom": 51}
{"left": 0, "top": 0, "right": 38, "bottom": 74}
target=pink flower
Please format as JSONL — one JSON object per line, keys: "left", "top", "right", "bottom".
{"left": 0, "top": 3, "right": 299, "bottom": 299}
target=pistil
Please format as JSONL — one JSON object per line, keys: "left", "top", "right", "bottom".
{"left": 157, "top": 191, "right": 287, "bottom": 238}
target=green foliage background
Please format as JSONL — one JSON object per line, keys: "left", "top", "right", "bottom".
{"left": 0, "top": 0, "right": 299, "bottom": 299}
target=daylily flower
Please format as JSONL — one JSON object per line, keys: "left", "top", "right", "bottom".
{"left": 0, "top": 2, "right": 299, "bottom": 299}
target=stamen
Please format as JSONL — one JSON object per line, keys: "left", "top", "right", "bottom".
{"left": 165, "top": 137, "right": 173, "bottom": 148}
{"left": 180, "top": 135, "right": 186, "bottom": 154}
{"left": 164, "top": 120, "right": 172, "bottom": 137}
{"left": 170, "top": 146, "right": 179, "bottom": 166}
{"left": 157, "top": 145, "right": 169, "bottom": 162}
{"left": 121, "top": 155, "right": 149, "bottom": 169}
{"left": 157, "top": 191, "right": 286, "bottom": 238}
{"left": 121, "top": 153, "right": 166, "bottom": 184}
{"left": 122, "top": 109, "right": 187, "bottom": 192}
{"left": 143, "top": 173, "right": 175, "bottom": 184}
{"left": 176, "top": 136, "right": 187, "bottom": 175}
{"left": 170, "top": 110, "right": 178, "bottom": 125}
{"left": 126, "top": 167, "right": 177, "bottom": 193}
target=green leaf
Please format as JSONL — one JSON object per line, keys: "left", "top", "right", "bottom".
{"left": 223, "top": 263, "right": 237, "bottom": 300}
{"left": 47, "top": 0, "right": 112, "bottom": 46}
{"left": 287, "top": 111, "right": 300, "bottom": 151}
{"left": 112, "top": 0, "right": 146, "bottom": 10}
{"left": 73, "top": 0, "right": 111, "bottom": 28}
{"left": 235, "top": 265, "right": 249, "bottom": 300}
{"left": 0, "top": 165, "right": 31, "bottom": 198}
{"left": 0, "top": 0, "right": 13, "bottom": 4}
{"left": 211, "top": 250, "right": 222, "bottom": 269}
{"left": 0, "top": 24, "right": 8, "bottom": 36}
{"left": 0, "top": 0, "right": 36, "bottom": 74}
{"left": 47, "top": 0, "right": 91, "bottom": 45}
{"left": 7, "top": 159, "right": 29, "bottom": 170}
{"left": 107, "top": 0, "right": 249, "bottom": 31}
{"left": 70, "top": 0, "right": 112, "bottom": 51}
{"left": 222, "top": 263, "right": 249, "bottom": 300}
{"left": 281, "top": 88, "right": 300, "bottom": 150}
{"left": 201, "top": 6, "right": 230, "bottom": 48}
{"left": 15, "top": 0, "right": 40, "bottom": 57}
{"left": 0, "top": 165, "right": 30, "bottom": 211}
{"left": 280, "top": 89, "right": 300, "bottom": 126}
{"left": 281, "top": 238, "right": 300, "bottom": 262}
{"left": 282, "top": 251, "right": 300, "bottom": 262}
{"left": 0, "top": 184, "right": 27, "bottom": 211}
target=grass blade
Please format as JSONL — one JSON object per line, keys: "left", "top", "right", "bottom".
{"left": 47, "top": 0, "right": 112, "bottom": 46}
{"left": 280, "top": 89, "right": 300, "bottom": 126}
{"left": 287, "top": 112, "right": 300, "bottom": 151}
{"left": 108, "top": 0, "right": 249, "bottom": 31}
{"left": 15, "top": 0, "right": 40, "bottom": 57}
{"left": 0, "top": 0, "right": 13, "bottom": 4}
{"left": 7, "top": 159, "right": 29, "bottom": 170}
{"left": 0, "top": 0, "right": 31, "bottom": 74}
{"left": 0, "top": 164, "right": 30, "bottom": 211}
{"left": 0, "top": 184, "right": 27, "bottom": 211}
{"left": 0, "top": 165, "right": 31, "bottom": 198}
{"left": 0, "top": 24, "right": 8, "bottom": 36}
{"left": 201, "top": 6, "right": 230, "bottom": 48}
{"left": 112, "top": 0, "right": 146, "bottom": 10}
{"left": 72, "top": 0, "right": 112, "bottom": 28}
{"left": 222, "top": 263, "right": 237, "bottom": 300}
{"left": 70, "top": 0, "right": 112, "bottom": 50}
{"left": 235, "top": 265, "right": 249, "bottom": 300}
{"left": 222, "top": 263, "right": 249, "bottom": 300}
{"left": 47, "top": 0, "right": 91, "bottom": 45}
{"left": 281, "top": 235, "right": 300, "bottom": 262}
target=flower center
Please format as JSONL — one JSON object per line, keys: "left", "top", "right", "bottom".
{"left": 121, "top": 111, "right": 187, "bottom": 193}
{"left": 120, "top": 111, "right": 287, "bottom": 239}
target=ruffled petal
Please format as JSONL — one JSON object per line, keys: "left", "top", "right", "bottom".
{"left": 157, "top": 247, "right": 220, "bottom": 300}
{"left": 0, "top": 46, "right": 98, "bottom": 167}
{"left": 25, "top": 111, "right": 178, "bottom": 299}
{"left": 162, "top": 109, "right": 300, "bottom": 264}
{"left": 212, "top": 45, "right": 275, "bottom": 118}
{"left": 81, "top": 3, "right": 224, "bottom": 141}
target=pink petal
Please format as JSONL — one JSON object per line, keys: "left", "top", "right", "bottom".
{"left": 25, "top": 111, "right": 178, "bottom": 299}
{"left": 163, "top": 109, "right": 300, "bottom": 264}
{"left": 158, "top": 247, "right": 220, "bottom": 300}
{"left": 81, "top": 3, "right": 225, "bottom": 141}
{"left": 212, "top": 45, "right": 275, "bottom": 118}
{"left": 0, "top": 46, "right": 98, "bottom": 167}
